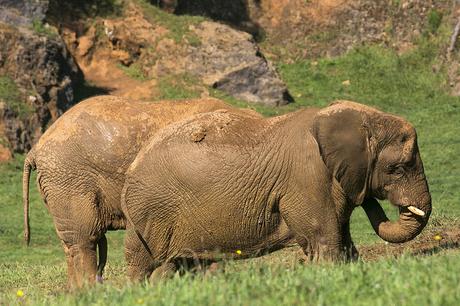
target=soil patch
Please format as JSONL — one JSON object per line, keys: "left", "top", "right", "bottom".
{"left": 359, "top": 223, "right": 460, "bottom": 261}
{"left": 254, "top": 222, "right": 460, "bottom": 267}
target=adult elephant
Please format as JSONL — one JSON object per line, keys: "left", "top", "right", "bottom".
{"left": 23, "top": 95, "right": 258, "bottom": 288}
{"left": 121, "top": 100, "right": 431, "bottom": 281}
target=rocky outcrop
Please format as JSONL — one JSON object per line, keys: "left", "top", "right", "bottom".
{"left": 0, "top": 99, "right": 26, "bottom": 160}
{"left": 187, "top": 22, "right": 292, "bottom": 106}
{"left": 61, "top": 2, "right": 292, "bottom": 106}
{"left": 247, "top": 0, "right": 452, "bottom": 58}
{"left": 0, "top": 101, "right": 13, "bottom": 161}
{"left": 0, "top": 21, "right": 83, "bottom": 156}
{"left": 0, "top": 0, "right": 49, "bottom": 27}
{"left": 162, "top": 0, "right": 451, "bottom": 59}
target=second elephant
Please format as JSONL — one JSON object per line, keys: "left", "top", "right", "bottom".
{"left": 122, "top": 100, "right": 432, "bottom": 281}
{"left": 22, "top": 95, "right": 258, "bottom": 288}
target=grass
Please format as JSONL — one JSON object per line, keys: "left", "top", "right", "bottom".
{"left": 4, "top": 251, "right": 460, "bottom": 305}
{"left": 427, "top": 9, "right": 443, "bottom": 35}
{"left": 118, "top": 63, "right": 147, "bottom": 81}
{"left": 156, "top": 73, "right": 202, "bottom": 100}
{"left": 1, "top": 35, "right": 460, "bottom": 304}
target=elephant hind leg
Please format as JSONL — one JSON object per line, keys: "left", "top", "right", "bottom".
{"left": 341, "top": 221, "right": 358, "bottom": 262}
{"left": 125, "top": 229, "right": 156, "bottom": 282}
{"left": 45, "top": 190, "right": 104, "bottom": 288}
{"left": 96, "top": 234, "right": 108, "bottom": 283}
{"left": 148, "top": 259, "right": 218, "bottom": 284}
{"left": 149, "top": 262, "right": 177, "bottom": 284}
{"left": 63, "top": 237, "right": 106, "bottom": 288}
{"left": 62, "top": 241, "right": 77, "bottom": 289}
{"left": 69, "top": 240, "right": 99, "bottom": 288}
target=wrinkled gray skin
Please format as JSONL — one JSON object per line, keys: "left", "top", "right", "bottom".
{"left": 23, "top": 95, "right": 258, "bottom": 288}
{"left": 122, "top": 100, "right": 431, "bottom": 281}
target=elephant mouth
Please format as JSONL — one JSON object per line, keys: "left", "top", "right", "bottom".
{"left": 387, "top": 192, "right": 427, "bottom": 218}
{"left": 363, "top": 197, "right": 431, "bottom": 243}
{"left": 405, "top": 205, "right": 426, "bottom": 217}
{"left": 395, "top": 204, "right": 426, "bottom": 218}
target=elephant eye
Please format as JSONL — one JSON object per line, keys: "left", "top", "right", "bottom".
{"left": 393, "top": 165, "right": 405, "bottom": 176}
{"left": 405, "top": 158, "right": 416, "bottom": 169}
{"left": 388, "top": 164, "right": 405, "bottom": 177}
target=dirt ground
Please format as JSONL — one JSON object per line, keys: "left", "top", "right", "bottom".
{"left": 249, "top": 222, "right": 460, "bottom": 268}
{"left": 359, "top": 223, "right": 460, "bottom": 261}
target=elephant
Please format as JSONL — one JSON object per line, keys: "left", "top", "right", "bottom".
{"left": 121, "top": 100, "right": 432, "bottom": 281}
{"left": 22, "top": 95, "right": 259, "bottom": 288}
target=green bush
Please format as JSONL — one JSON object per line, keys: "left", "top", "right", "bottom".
{"left": 427, "top": 9, "right": 443, "bottom": 34}
{"left": 31, "top": 19, "right": 58, "bottom": 37}
{"left": 0, "top": 76, "right": 33, "bottom": 119}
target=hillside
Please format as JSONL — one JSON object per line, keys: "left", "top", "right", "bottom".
{"left": 0, "top": 0, "right": 460, "bottom": 305}
{"left": 1, "top": 0, "right": 459, "bottom": 159}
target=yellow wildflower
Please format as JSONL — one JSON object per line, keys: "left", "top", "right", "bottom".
{"left": 236, "top": 250, "right": 242, "bottom": 255}
{"left": 434, "top": 235, "right": 442, "bottom": 241}
{"left": 16, "top": 290, "right": 24, "bottom": 298}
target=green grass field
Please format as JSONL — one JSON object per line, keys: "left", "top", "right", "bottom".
{"left": 1, "top": 39, "right": 460, "bottom": 305}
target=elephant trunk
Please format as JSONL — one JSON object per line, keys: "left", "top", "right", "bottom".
{"left": 361, "top": 192, "right": 431, "bottom": 243}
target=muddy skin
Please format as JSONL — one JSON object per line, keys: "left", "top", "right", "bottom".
{"left": 22, "top": 95, "right": 260, "bottom": 288}
{"left": 122, "top": 100, "right": 431, "bottom": 281}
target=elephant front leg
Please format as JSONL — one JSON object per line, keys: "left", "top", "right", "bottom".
{"left": 280, "top": 195, "right": 344, "bottom": 262}
{"left": 341, "top": 221, "right": 358, "bottom": 262}
{"left": 298, "top": 235, "right": 343, "bottom": 262}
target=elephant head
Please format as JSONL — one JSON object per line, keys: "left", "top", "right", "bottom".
{"left": 312, "top": 100, "right": 431, "bottom": 243}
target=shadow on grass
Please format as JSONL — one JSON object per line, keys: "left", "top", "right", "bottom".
{"left": 173, "top": 0, "right": 265, "bottom": 41}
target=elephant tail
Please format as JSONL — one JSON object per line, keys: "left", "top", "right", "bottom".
{"left": 23, "top": 150, "right": 36, "bottom": 246}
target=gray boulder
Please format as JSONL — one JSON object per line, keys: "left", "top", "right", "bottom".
{"left": 187, "top": 21, "right": 292, "bottom": 106}
{"left": 0, "top": 0, "right": 49, "bottom": 28}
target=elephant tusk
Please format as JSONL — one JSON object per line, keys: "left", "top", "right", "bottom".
{"left": 407, "top": 206, "right": 425, "bottom": 217}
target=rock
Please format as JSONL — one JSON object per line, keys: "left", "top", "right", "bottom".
{"left": 0, "top": 0, "right": 49, "bottom": 28}
{"left": 0, "top": 22, "right": 83, "bottom": 152}
{"left": 187, "top": 21, "right": 292, "bottom": 106}
{"left": 0, "top": 143, "right": 12, "bottom": 162}
{"left": 61, "top": 4, "right": 291, "bottom": 107}
{"left": 0, "top": 101, "right": 12, "bottom": 162}
{"left": 0, "top": 100, "right": 28, "bottom": 154}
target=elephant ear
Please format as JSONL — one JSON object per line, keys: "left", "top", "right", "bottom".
{"left": 311, "top": 103, "right": 376, "bottom": 205}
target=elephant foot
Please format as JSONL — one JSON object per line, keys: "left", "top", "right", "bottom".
{"left": 96, "top": 275, "right": 104, "bottom": 283}
{"left": 204, "top": 262, "right": 220, "bottom": 277}
{"left": 346, "top": 246, "right": 359, "bottom": 262}
{"left": 150, "top": 262, "right": 176, "bottom": 284}
{"left": 301, "top": 239, "right": 345, "bottom": 263}
{"left": 342, "top": 241, "right": 359, "bottom": 262}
